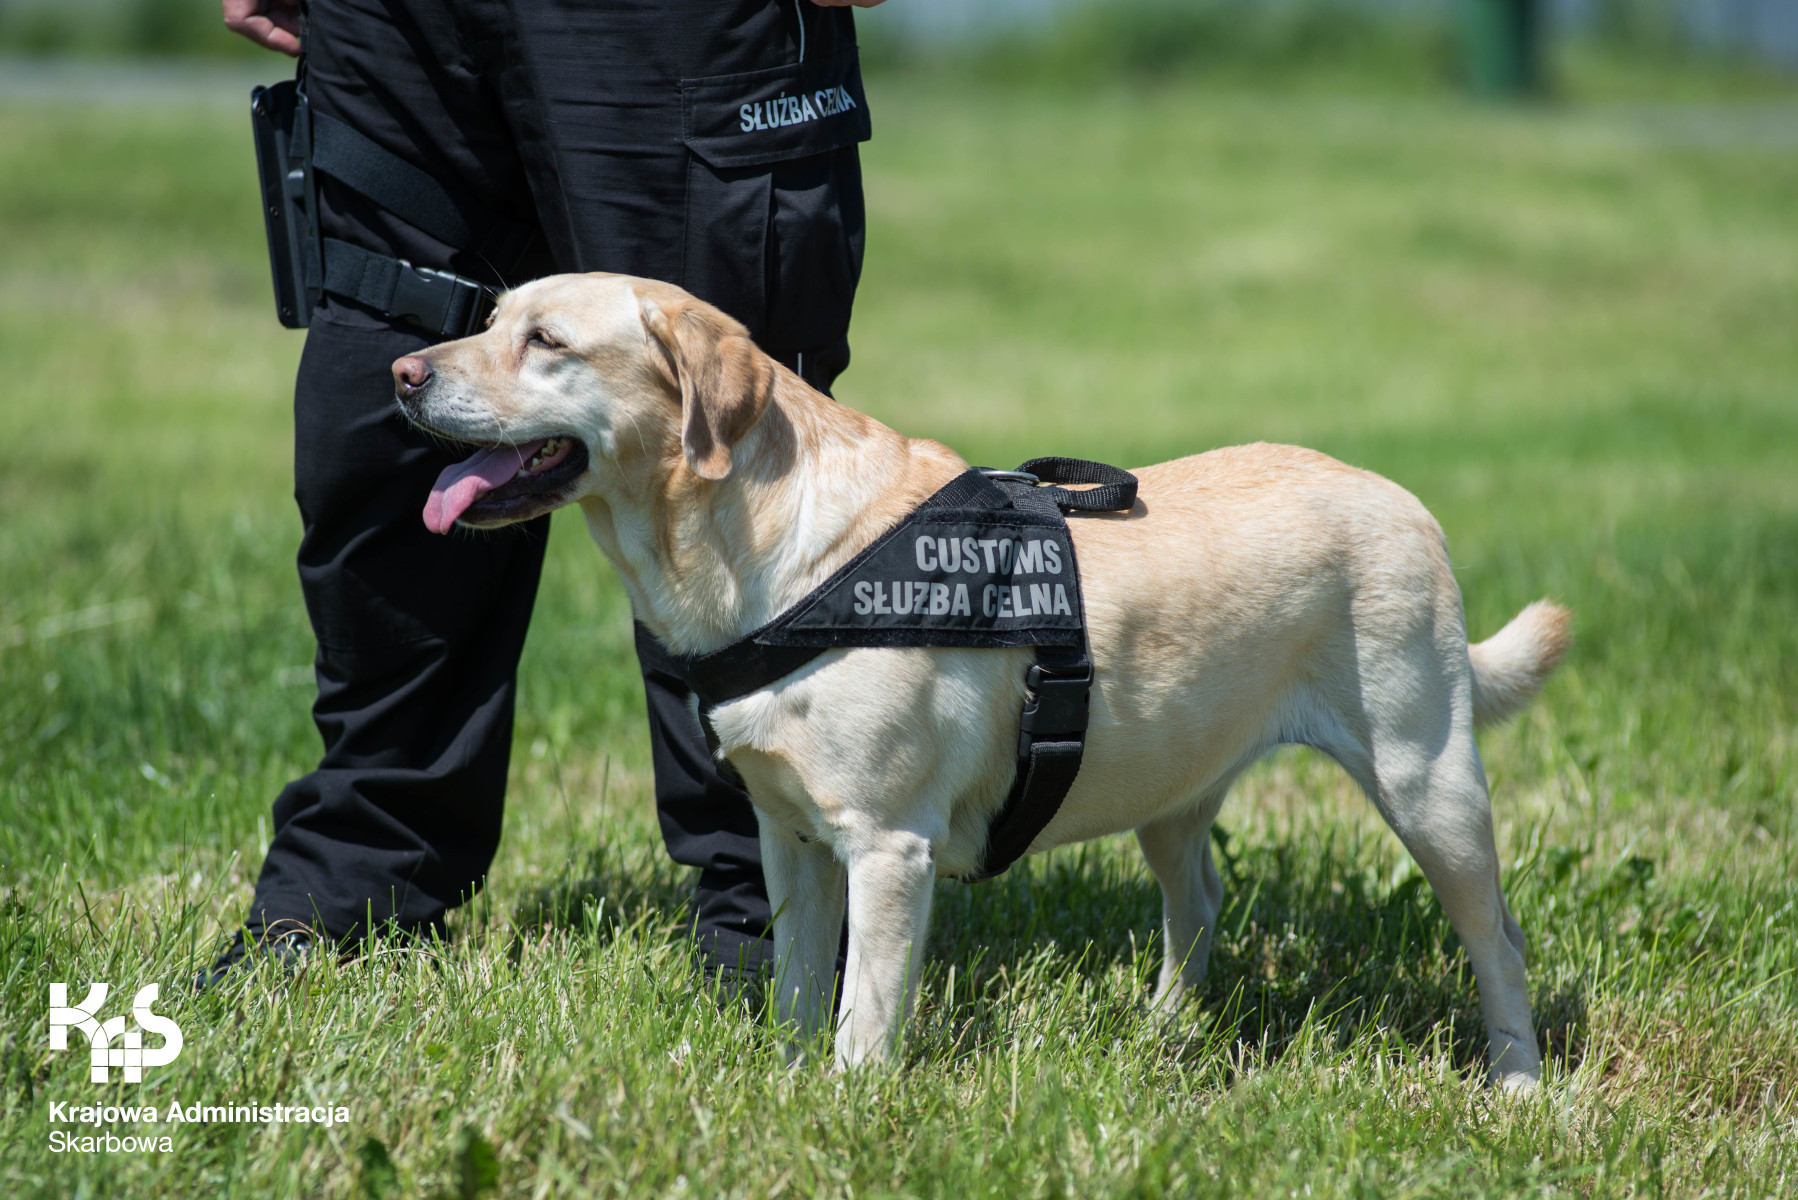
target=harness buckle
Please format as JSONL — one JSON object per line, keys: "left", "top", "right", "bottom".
{"left": 389, "top": 261, "right": 486, "bottom": 338}
{"left": 1017, "top": 657, "right": 1092, "bottom": 756}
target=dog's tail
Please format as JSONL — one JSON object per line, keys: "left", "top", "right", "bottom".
{"left": 1469, "top": 600, "right": 1573, "bottom": 728}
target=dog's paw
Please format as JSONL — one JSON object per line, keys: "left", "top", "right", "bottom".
{"left": 1490, "top": 1064, "right": 1541, "bottom": 1095}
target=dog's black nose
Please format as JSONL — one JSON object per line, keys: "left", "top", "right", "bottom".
{"left": 393, "top": 355, "right": 433, "bottom": 399}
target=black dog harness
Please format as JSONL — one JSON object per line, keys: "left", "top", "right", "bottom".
{"left": 662, "top": 458, "right": 1138, "bottom": 881}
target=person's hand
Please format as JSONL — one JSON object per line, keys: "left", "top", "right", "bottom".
{"left": 223, "top": 0, "right": 302, "bottom": 56}
{"left": 810, "top": 1, "right": 888, "bottom": 7}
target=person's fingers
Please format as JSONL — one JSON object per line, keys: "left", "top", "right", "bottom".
{"left": 236, "top": 17, "right": 302, "bottom": 55}
{"left": 222, "top": 0, "right": 302, "bottom": 56}
{"left": 265, "top": 0, "right": 301, "bottom": 38}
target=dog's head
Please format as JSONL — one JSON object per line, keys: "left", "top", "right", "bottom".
{"left": 393, "top": 273, "right": 777, "bottom": 534}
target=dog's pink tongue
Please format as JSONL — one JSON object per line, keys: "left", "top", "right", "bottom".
{"left": 423, "top": 439, "right": 548, "bottom": 534}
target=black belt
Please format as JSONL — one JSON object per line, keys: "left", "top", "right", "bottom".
{"left": 662, "top": 458, "right": 1138, "bottom": 881}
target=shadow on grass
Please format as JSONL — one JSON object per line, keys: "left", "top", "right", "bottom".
{"left": 926, "top": 827, "right": 1591, "bottom": 1078}
{"left": 502, "top": 843, "right": 694, "bottom": 960}
{"left": 494, "top": 820, "right": 1591, "bottom": 1079}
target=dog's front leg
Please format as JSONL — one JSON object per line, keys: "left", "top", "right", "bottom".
{"left": 759, "top": 815, "right": 846, "bottom": 1050}
{"left": 1135, "top": 800, "right": 1228, "bottom": 1015}
{"left": 835, "top": 828, "right": 937, "bottom": 1069}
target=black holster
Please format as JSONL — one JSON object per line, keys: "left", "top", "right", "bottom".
{"left": 250, "top": 77, "right": 494, "bottom": 338}
{"left": 251, "top": 79, "right": 322, "bottom": 330}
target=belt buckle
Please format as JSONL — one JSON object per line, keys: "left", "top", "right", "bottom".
{"left": 389, "top": 261, "right": 484, "bottom": 338}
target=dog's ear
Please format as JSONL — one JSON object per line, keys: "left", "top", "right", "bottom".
{"left": 639, "top": 295, "right": 775, "bottom": 481}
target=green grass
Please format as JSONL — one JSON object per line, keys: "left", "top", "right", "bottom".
{"left": 2, "top": 65, "right": 1797, "bottom": 1198}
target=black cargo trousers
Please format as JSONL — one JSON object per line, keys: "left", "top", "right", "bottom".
{"left": 248, "top": 0, "right": 869, "bottom": 970}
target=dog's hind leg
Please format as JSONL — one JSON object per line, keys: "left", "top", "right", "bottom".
{"left": 1377, "top": 748, "right": 1538, "bottom": 1089}
{"left": 1314, "top": 665, "right": 1541, "bottom": 1090}
{"left": 1135, "top": 779, "right": 1235, "bottom": 1015}
{"left": 835, "top": 827, "right": 937, "bottom": 1069}
{"left": 759, "top": 816, "right": 846, "bottom": 1050}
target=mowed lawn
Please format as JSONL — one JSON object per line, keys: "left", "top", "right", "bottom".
{"left": 1, "top": 67, "right": 1795, "bottom": 1198}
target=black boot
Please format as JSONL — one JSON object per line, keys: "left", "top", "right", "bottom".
{"left": 193, "top": 923, "right": 318, "bottom": 992}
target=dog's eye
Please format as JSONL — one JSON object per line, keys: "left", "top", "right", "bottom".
{"left": 527, "top": 329, "right": 563, "bottom": 350}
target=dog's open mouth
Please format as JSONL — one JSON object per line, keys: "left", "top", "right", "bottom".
{"left": 423, "top": 435, "right": 591, "bottom": 534}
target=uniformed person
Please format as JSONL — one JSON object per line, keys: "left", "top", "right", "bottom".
{"left": 204, "top": 0, "right": 886, "bottom": 984}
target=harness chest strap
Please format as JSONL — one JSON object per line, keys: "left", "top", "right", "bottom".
{"left": 661, "top": 458, "right": 1138, "bottom": 882}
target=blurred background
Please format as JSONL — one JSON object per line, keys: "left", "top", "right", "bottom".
{"left": 1, "top": 2, "right": 1794, "bottom": 1194}
{"left": 1, "top": 0, "right": 1796, "bottom": 77}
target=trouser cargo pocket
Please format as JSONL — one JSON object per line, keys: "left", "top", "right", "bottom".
{"left": 681, "top": 47, "right": 870, "bottom": 370}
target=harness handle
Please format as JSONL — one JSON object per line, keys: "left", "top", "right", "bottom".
{"left": 1014, "top": 457, "right": 1138, "bottom": 514}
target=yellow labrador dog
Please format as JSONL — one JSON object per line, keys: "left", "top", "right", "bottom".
{"left": 394, "top": 272, "right": 1569, "bottom": 1089}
